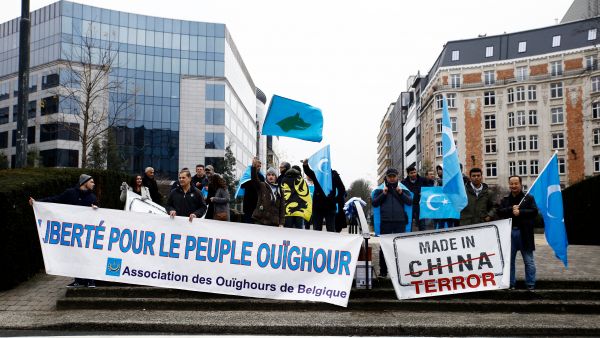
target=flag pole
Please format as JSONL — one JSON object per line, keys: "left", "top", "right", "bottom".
{"left": 518, "top": 150, "right": 559, "bottom": 206}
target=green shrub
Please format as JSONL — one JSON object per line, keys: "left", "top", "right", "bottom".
{"left": 0, "top": 168, "right": 129, "bottom": 290}
{"left": 562, "top": 175, "right": 600, "bottom": 245}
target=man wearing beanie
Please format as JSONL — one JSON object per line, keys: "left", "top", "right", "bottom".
{"left": 250, "top": 158, "right": 284, "bottom": 226}
{"left": 28, "top": 174, "right": 98, "bottom": 288}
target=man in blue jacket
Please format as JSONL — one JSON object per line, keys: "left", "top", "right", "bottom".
{"left": 372, "top": 168, "right": 412, "bottom": 277}
{"left": 29, "top": 174, "right": 98, "bottom": 288}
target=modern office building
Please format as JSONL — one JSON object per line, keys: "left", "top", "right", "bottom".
{"left": 393, "top": 16, "right": 599, "bottom": 189}
{"left": 0, "top": 1, "right": 265, "bottom": 178}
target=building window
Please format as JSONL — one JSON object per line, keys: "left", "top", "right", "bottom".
{"left": 507, "top": 88, "right": 514, "bottom": 103}
{"left": 518, "top": 41, "right": 527, "bottom": 53}
{"left": 435, "top": 95, "right": 443, "bottom": 109}
{"left": 516, "top": 86, "right": 525, "bottom": 101}
{"left": 595, "top": 156, "right": 600, "bottom": 173}
{"left": 592, "top": 76, "right": 600, "bottom": 93}
{"left": 484, "top": 113, "right": 496, "bottom": 130}
{"left": 450, "top": 74, "right": 461, "bottom": 88}
{"left": 40, "top": 123, "right": 79, "bottom": 142}
{"left": 12, "top": 126, "right": 35, "bottom": 145}
{"left": 0, "top": 82, "right": 9, "bottom": 101}
{"left": 528, "top": 85, "right": 537, "bottom": 101}
{"left": 516, "top": 111, "right": 526, "bottom": 126}
{"left": 205, "top": 84, "right": 225, "bottom": 101}
{"left": 0, "top": 131, "right": 7, "bottom": 149}
{"left": 530, "top": 160, "right": 539, "bottom": 175}
{"left": 552, "top": 133, "right": 565, "bottom": 149}
{"left": 205, "top": 132, "right": 225, "bottom": 149}
{"left": 485, "top": 138, "right": 497, "bottom": 154}
{"left": 589, "top": 28, "right": 597, "bottom": 41}
{"left": 486, "top": 162, "right": 497, "bottom": 177}
{"left": 39, "top": 149, "right": 78, "bottom": 168}
{"left": 41, "top": 96, "right": 59, "bottom": 116}
{"left": 552, "top": 35, "right": 561, "bottom": 47}
{"left": 558, "top": 157, "right": 566, "bottom": 174}
{"left": 205, "top": 108, "right": 225, "bottom": 125}
{"left": 529, "top": 110, "right": 537, "bottom": 125}
{"left": 436, "top": 141, "right": 442, "bottom": 157}
{"left": 485, "top": 46, "right": 494, "bottom": 58}
{"left": 447, "top": 93, "right": 456, "bottom": 108}
{"left": 586, "top": 55, "right": 598, "bottom": 71}
{"left": 452, "top": 50, "right": 460, "bottom": 61}
{"left": 484, "top": 70, "right": 495, "bottom": 85}
{"left": 516, "top": 66, "right": 528, "bottom": 81}
{"left": 451, "top": 117, "right": 457, "bottom": 132}
{"left": 518, "top": 160, "right": 528, "bottom": 175}
{"left": 594, "top": 128, "right": 600, "bottom": 146}
{"left": 508, "top": 136, "right": 516, "bottom": 152}
{"left": 41, "top": 73, "right": 59, "bottom": 90}
{"left": 509, "top": 161, "right": 516, "bottom": 176}
{"left": 529, "top": 135, "right": 538, "bottom": 150}
{"left": 550, "top": 82, "right": 563, "bottom": 98}
{"left": 507, "top": 112, "right": 515, "bottom": 128}
{"left": 551, "top": 107, "right": 564, "bottom": 124}
{"left": 517, "top": 135, "right": 527, "bottom": 151}
{"left": 484, "top": 91, "right": 495, "bottom": 106}
{"left": 551, "top": 61, "right": 563, "bottom": 76}
{"left": 0, "top": 107, "right": 8, "bottom": 124}
{"left": 593, "top": 102, "right": 600, "bottom": 119}
{"left": 436, "top": 118, "right": 442, "bottom": 133}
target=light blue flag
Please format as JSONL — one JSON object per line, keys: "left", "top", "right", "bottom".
{"left": 307, "top": 145, "right": 332, "bottom": 196}
{"left": 441, "top": 95, "right": 468, "bottom": 212}
{"left": 372, "top": 183, "right": 413, "bottom": 236}
{"left": 419, "top": 187, "right": 460, "bottom": 220}
{"left": 234, "top": 165, "right": 252, "bottom": 198}
{"left": 527, "top": 153, "right": 568, "bottom": 268}
{"left": 262, "top": 95, "right": 323, "bottom": 142}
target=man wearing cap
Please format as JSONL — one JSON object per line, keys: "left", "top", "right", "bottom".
{"left": 28, "top": 174, "right": 98, "bottom": 288}
{"left": 372, "top": 168, "right": 412, "bottom": 277}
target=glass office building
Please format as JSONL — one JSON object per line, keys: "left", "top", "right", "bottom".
{"left": 0, "top": 1, "right": 262, "bottom": 178}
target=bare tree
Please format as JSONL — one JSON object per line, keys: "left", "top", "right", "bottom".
{"left": 51, "top": 27, "right": 134, "bottom": 168}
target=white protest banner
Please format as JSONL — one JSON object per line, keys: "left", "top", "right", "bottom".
{"left": 380, "top": 219, "right": 511, "bottom": 299}
{"left": 33, "top": 202, "right": 363, "bottom": 307}
{"left": 124, "top": 191, "right": 167, "bottom": 215}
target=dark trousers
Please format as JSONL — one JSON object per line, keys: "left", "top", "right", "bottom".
{"left": 284, "top": 216, "right": 304, "bottom": 229}
{"left": 312, "top": 209, "right": 336, "bottom": 232}
{"left": 379, "top": 220, "right": 407, "bottom": 276}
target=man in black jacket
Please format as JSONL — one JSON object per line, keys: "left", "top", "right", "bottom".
{"left": 401, "top": 166, "right": 428, "bottom": 231}
{"left": 166, "top": 170, "right": 207, "bottom": 222}
{"left": 497, "top": 175, "right": 539, "bottom": 291}
{"left": 242, "top": 159, "right": 264, "bottom": 223}
{"left": 29, "top": 174, "right": 98, "bottom": 288}
{"left": 372, "top": 168, "right": 413, "bottom": 277}
{"left": 142, "top": 167, "right": 162, "bottom": 205}
{"left": 303, "top": 159, "right": 338, "bottom": 232}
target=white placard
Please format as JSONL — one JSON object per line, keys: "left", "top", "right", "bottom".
{"left": 33, "top": 202, "right": 363, "bottom": 307}
{"left": 379, "top": 219, "right": 512, "bottom": 299}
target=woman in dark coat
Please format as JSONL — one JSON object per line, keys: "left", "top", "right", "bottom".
{"left": 251, "top": 158, "right": 284, "bottom": 226}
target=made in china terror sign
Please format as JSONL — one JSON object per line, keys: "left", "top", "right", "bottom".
{"left": 379, "top": 219, "right": 511, "bottom": 299}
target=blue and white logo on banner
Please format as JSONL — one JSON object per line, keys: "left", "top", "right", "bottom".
{"left": 106, "top": 257, "right": 122, "bottom": 276}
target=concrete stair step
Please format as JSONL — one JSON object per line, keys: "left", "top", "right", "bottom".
{"left": 56, "top": 296, "right": 600, "bottom": 313}
{"left": 8, "top": 309, "right": 600, "bottom": 336}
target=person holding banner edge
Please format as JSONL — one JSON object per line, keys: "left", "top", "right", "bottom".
{"left": 372, "top": 168, "right": 412, "bottom": 277}
{"left": 497, "top": 175, "right": 538, "bottom": 291}
{"left": 28, "top": 174, "right": 99, "bottom": 288}
{"left": 166, "top": 170, "right": 207, "bottom": 222}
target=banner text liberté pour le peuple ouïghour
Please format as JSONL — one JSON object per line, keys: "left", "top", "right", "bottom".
{"left": 33, "top": 201, "right": 363, "bottom": 307}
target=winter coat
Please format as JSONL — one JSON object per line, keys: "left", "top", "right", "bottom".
{"left": 242, "top": 171, "right": 264, "bottom": 218}
{"left": 460, "top": 182, "right": 496, "bottom": 225}
{"left": 497, "top": 191, "right": 538, "bottom": 251}
{"left": 120, "top": 184, "right": 151, "bottom": 202}
{"left": 40, "top": 186, "right": 97, "bottom": 207}
{"left": 166, "top": 186, "right": 207, "bottom": 218}
{"left": 303, "top": 163, "right": 336, "bottom": 213}
{"left": 250, "top": 166, "right": 284, "bottom": 226}
{"left": 332, "top": 170, "right": 348, "bottom": 232}
{"left": 142, "top": 174, "right": 162, "bottom": 205}
{"left": 211, "top": 187, "right": 230, "bottom": 221}
{"left": 192, "top": 175, "right": 209, "bottom": 191}
{"left": 372, "top": 183, "right": 412, "bottom": 223}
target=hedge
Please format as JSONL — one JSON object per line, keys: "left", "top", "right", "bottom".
{"left": 0, "top": 168, "right": 129, "bottom": 290}
{"left": 562, "top": 175, "right": 600, "bottom": 245}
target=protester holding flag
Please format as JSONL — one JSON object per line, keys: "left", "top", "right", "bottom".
{"left": 280, "top": 164, "right": 312, "bottom": 229}
{"left": 497, "top": 175, "right": 539, "bottom": 291}
{"left": 29, "top": 174, "right": 99, "bottom": 288}
{"left": 303, "top": 158, "right": 337, "bottom": 232}
{"left": 241, "top": 160, "right": 264, "bottom": 224}
{"left": 250, "top": 158, "right": 284, "bottom": 227}
{"left": 332, "top": 170, "right": 348, "bottom": 232}
{"left": 372, "top": 168, "right": 413, "bottom": 277}
{"left": 401, "top": 166, "right": 429, "bottom": 231}
{"left": 460, "top": 167, "right": 496, "bottom": 225}
{"left": 191, "top": 164, "right": 209, "bottom": 192}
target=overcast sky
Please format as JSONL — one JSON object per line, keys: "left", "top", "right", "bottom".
{"left": 2, "top": 0, "right": 574, "bottom": 186}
